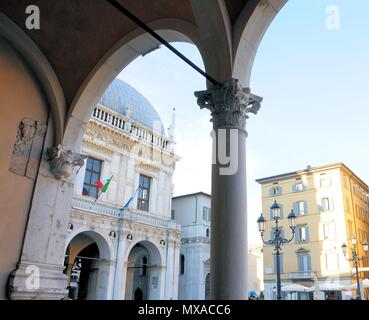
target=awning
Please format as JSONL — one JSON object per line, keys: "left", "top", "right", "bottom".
{"left": 345, "top": 278, "right": 369, "bottom": 290}
{"left": 273, "top": 283, "right": 313, "bottom": 292}
{"left": 312, "top": 282, "right": 346, "bottom": 291}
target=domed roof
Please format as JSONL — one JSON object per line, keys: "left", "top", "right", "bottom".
{"left": 99, "top": 78, "right": 164, "bottom": 133}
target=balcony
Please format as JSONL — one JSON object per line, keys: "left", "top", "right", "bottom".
{"left": 288, "top": 271, "right": 315, "bottom": 280}
{"left": 71, "top": 196, "right": 180, "bottom": 231}
{"left": 72, "top": 196, "right": 122, "bottom": 218}
{"left": 92, "top": 106, "right": 171, "bottom": 150}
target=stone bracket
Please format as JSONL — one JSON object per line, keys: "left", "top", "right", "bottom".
{"left": 47, "top": 145, "right": 86, "bottom": 180}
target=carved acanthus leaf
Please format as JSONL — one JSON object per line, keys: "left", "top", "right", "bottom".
{"left": 194, "top": 79, "right": 263, "bottom": 129}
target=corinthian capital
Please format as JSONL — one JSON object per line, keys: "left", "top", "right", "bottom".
{"left": 47, "top": 145, "right": 86, "bottom": 180}
{"left": 194, "top": 79, "right": 262, "bottom": 130}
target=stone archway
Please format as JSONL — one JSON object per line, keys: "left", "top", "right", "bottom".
{"left": 63, "top": 20, "right": 204, "bottom": 153}
{"left": 232, "top": 0, "right": 288, "bottom": 87}
{"left": 125, "top": 241, "right": 162, "bottom": 300}
{"left": 64, "top": 230, "right": 114, "bottom": 300}
{"left": 1, "top": 1, "right": 291, "bottom": 300}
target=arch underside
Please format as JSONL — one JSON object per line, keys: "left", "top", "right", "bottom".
{"left": 0, "top": 1, "right": 288, "bottom": 148}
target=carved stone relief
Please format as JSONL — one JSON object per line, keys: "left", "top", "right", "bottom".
{"left": 9, "top": 118, "right": 47, "bottom": 180}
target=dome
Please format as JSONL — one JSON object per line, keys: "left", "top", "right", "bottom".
{"left": 99, "top": 78, "right": 164, "bottom": 133}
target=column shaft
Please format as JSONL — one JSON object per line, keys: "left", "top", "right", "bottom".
{"left": 211, "top": 128, "right": 247, "bottom": 299}
{"left": 194, "top": 78, "right": 262, "bottom": 300}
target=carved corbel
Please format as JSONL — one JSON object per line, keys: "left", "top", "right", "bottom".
{"left": 47, "top": 145, "right": 86, "bottom": 180}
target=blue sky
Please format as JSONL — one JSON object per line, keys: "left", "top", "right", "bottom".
{"left": 119, "top": 0, "right": 369, "bottom": 244}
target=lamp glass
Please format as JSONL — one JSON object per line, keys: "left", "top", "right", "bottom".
{"left": 363, "top": 241, "right": 368, "bottom": 252}
{"left": 342, "top": 243, "right": 348, "bottom": 255}
{"left": 271, "top": 201, "right": 281, "bottom": 220}
{"left": 288, "top": 210, "right": 296, "bottom": 229}
{"left": 257, "top": 214, "right": 266, "bottom": 233}
{"left": 352, "top": 236, "right": 357, "bottom": 246}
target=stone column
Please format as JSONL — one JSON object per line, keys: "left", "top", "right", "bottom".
{"left": 195, "top": 79, "right": 262, "bottom": 300}
{"left": 95, "top": 260, "right": 115, "bottom": 300}
{"left": 164, "top": 229, "right": 180, "bottom": 300}
{"left": 8, "top": 145, "right": 86, "bottom": 300}
{"left": 112, "top": 231, "right": 129, "bottom": 300}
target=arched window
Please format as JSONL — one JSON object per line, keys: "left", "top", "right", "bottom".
{"left": 180, "top": 254, "right": 185, "bottom": 275}
{"left": 205, "top": 273, "right": 210, "bottom": 300}
{"left": 142, "top": 256, "right": 147, "bottom": 276}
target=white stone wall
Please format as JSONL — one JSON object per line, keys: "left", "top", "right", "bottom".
{"left": 173, "top": 193, "right": 211, "bottom": 300}
{"left": 179, "top": 240, "right": 210, "bottom": 300}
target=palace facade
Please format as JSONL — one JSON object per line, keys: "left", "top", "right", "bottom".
{"left": 63, "top": 79, "right": 181, "bottom": 300}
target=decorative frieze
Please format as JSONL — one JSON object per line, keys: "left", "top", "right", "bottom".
{"left": 71, "top": 196, "right": 181, "bottom": 232}
{"left": 138, "top": 160, "right": 161, "bottom": 173}
{"left": 181, "top": 237, "right": 211, "bottom": 245}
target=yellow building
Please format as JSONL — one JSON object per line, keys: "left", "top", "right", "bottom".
{"left": 256, "top": 163, "right": 369, "bottom": 300}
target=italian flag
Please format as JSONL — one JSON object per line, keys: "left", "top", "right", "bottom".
{"left": 95, "top": 176, "right": 113, "bottom": 194}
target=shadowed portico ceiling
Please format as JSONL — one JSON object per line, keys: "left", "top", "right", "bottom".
{"left": 0, "top": 0, "right": 254, "bottom": 110}
{"left": 225, "top": 0, "right": 253, "bottom": 24}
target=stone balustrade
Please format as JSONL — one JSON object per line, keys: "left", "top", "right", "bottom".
{"left": 288, "top": 271, "right": 315, "bottom": 280}
{"left": 72, "top": 196, "right": 122, "bottom": 218}
{"left": 92, "top": 106, "right": 170, "bottom": 150}
{"left": 71, "top": 196, "right": 180, "bottom": 231}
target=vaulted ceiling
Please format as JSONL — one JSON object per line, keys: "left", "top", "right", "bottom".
{"left": 0, "top": 0, "right": 255, "bottom": 109}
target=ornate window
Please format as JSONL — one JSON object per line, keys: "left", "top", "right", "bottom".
{"left": 295, "top": 225, "right": 309, "bottom": 243}
{"left": 82, "top": 157, "right": 102, "bottom": 198}
{"left": 293, "top": 182, "right": 305, "bottom": 192}
{"left": 137, "top": 174, "right": 151, "bottom": 211}
{"left": 321, "top": 197, "right": 330, "bottom": 212}
{"left": 320, "top": 176, "right": 331, "bottom": 188}
{"left": 293, "top": 200, "right": 307, "bottom": 216}
{"left": 203, "top": 207, "right": 211, "bottom": 221}
{"left": 297, "top": 251, "right": 311, "bottom": 272}
{"left": 269, "top": 186, "right": 282, "bottom": 196}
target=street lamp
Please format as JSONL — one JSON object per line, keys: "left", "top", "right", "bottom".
{"left": 257, "top": 200, "right": 297, "bottom": 300}
{"left": 341, "top": 236, "right": 368, "bottom": 300}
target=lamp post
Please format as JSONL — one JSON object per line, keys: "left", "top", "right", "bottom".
{"left": 257, "top": 200, "right": 297, "bottom": 300}
{"left": 342, "top": 236, "right": 368, "bottom": 300}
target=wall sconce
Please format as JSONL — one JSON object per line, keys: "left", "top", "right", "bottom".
{"left": 127, "top": 234, "right": 133, "bottom": 241}
{"left": 109, "top": 231, "right": 116, "bottom": 238}
{"left": 160, "top": 240, "right": 166, "bottom": 247}
{"left": 67, "top": 223, "right": 73, "bottom": 232}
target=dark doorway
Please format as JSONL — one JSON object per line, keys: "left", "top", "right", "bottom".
{"left": 135, "top": 287, "right": 144, "bottom": 300}
{"left": 66, "top": 243, "right": 100, "bottom": 300}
